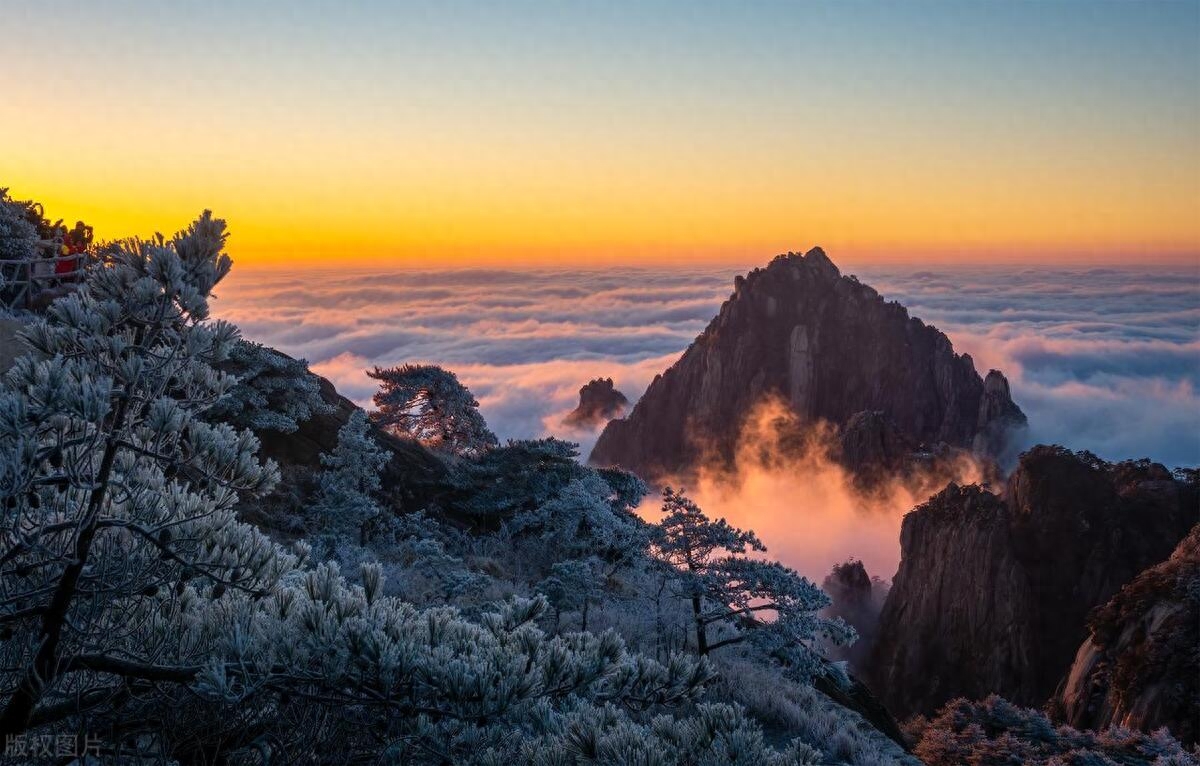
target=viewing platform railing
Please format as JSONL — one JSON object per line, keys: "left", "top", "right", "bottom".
{"left": 0, "top": 249, "right": 96, "bottom": 310}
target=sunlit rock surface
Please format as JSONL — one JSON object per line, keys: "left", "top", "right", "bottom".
{"left": 1051, "top": 523, "right": 1199, "bottom": 745}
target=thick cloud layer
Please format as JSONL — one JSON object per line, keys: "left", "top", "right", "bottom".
{"left": 213, "top": 267, "right": 734, "bottom": 455}
{"left": 213, "top": 263, "right": 1199, "bottom": 467}
{"left": 860, "top": 266, "right": 1200, "bottom": 468}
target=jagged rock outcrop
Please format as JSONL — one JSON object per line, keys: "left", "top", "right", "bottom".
{"left": 869, "top": 446, "right": 1198, "bottom": 719}
{"left": 562, "top": 377, "right": 629, "bottom": 428}
{"left": 821, "top": 559, "right": 889, "bottom": 671}
{"left": 973, "top": 370, "right": 1027, "bottom": 458}
{"left": 838, "top": 410, "right": 918, "bottom": 479}
{"left": 589, "top": 248, "right": 1026, "bottom": 481}
{"left": 1050, "top": 524, "right": 1200, "bottom": 745}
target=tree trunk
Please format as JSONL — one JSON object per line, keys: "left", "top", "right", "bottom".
{"left": 691, "top": 595, "right": 708, "bottom": 655}
{"left": 0, "top": 397, "right": 129, "bottom": 736}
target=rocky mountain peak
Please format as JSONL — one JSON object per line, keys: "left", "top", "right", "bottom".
{"left": 983, "top": 369, "right": 1012, "bottom": 397}
{"left": 799, "top": 245, "right": 840, "bottom": 280}
{"left": 589, "top": 249, "right": 1027, "bottom": 481}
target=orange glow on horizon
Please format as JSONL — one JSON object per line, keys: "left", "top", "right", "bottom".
{"left": 4, "top": 3, "right": 1196, "bottom": 270}
{"left": 4, "top": 175, "right": 1196, "bottom": 269}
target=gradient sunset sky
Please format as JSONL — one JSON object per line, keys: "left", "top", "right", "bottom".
{"left": 4, "top": 1, "right": 1198, "bottom": 266}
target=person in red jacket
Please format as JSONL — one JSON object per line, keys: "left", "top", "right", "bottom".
{"left": 56, "top": 221, "right": 91, "bottom": 279}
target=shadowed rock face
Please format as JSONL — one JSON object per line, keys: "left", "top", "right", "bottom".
{"left": 562, "top": 377, "right": 629, "bottom": 428}
{"left": 1050, "top": 524, "right": 1200, "bottom": 745}
{"left": 588, "top": 248, "right": 1026, "bottom": 481}
{"left": 838, "top": 410, "right": 917, "bottom": 478}
{"left": 868, "top": 447, "right": 1198, "bottom": 719}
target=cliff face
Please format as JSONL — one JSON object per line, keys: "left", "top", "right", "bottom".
{"left": 868, "top": 447, "right": 1197, "bottom": 719}
{"left": 588, "top": 248, "right": 1026, "bottom": 481}
{"left": 1050, "top": 524, "right": 1200, "bottom": 745}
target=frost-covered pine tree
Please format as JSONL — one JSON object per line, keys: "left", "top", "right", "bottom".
{"left": 651, "top": 488, "right": 854, "bottom": 677}
{"left": 0, "top": 201, "right": 890, "bottom": 764}
{"left": 538, "top": 556, "right": 603, "bottom": 632}
{"left": 0, "top": 211, "right": 283, "bottom": 736}
{"left": 206, "top": 339, "right": 332, "bottom": 433}
{"left": 312, "top": 408, "right": 389, "bottom": 544}
{"left": 369, "top": 363, "right": 497, "bottom": 457}
{"left": 0, "top": 188, "right": 41, "bottom": 264}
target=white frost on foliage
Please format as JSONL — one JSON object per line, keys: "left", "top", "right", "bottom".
{"left": 369, "top": 363, "right": 498, "bottom": 457}
{"left": 207, "top": 339, "right": 333, "bottom": 433}
{"left": 0, "top": 205, "right": 867, "bottom": 763}
{"left": 311, "top": 408, "right": 389, "bottom": 544}
{"left": 652, "top": 487, "right": 856, "bottom": 678}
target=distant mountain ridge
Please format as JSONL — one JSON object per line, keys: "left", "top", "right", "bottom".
{"left": 589, "top": 247, "right": 1027, "bottom": 480}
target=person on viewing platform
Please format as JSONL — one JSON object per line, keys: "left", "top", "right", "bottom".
{"left": 55, "top": 220, "right": 91, "bottom": 279}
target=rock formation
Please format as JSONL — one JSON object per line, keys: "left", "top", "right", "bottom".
{"left": 562, "top": 377, "right": 629, "bottom": 428}
{"left": 1050, "top": 523, "right": 1199, "bottom": 745}
{"left": 869, "top": 446, "right": 1197, "bottom": 719}
{"left": 821, "top": 559, "right": 889, "bottom": 671}
{"left": 588, "top": 248, "right": 1026, "bottom": 481}
{"left": 837, "top": 410, "right": 917, "bottom": 479}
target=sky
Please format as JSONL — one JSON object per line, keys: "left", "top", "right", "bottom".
{"left": 3, "top": 1, "right": 1199, "bottom": 266}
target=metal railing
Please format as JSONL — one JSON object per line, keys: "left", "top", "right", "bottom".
{"left": 0, "top": 249, "right": 95, "bottom": 310}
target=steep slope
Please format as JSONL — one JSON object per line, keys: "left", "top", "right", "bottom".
{"left": 232, "top": 349, "right": 449, "bottom": 532}
{"left": 589, "top": 248, "right": 1026, "bottom": 480}
{"left": 869, "top": 447, "right": 1197, "bottom": 719}
{"left": 1050, "top": 524, "right": 1199, "bottom": 745}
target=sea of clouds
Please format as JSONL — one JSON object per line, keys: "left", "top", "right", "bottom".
{"left": 214, "top": 262, "right": 1199, "bottom": 468}
{"left": 212, "top": 262, "right": 1197, "bottom": 581}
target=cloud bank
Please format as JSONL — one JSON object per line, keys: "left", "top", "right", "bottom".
{"left": 860, "top": 266, "right": 1200, "bottom": 468}
{"left": 213, "top": 266, "right": 734, "bottom": 455}
{"left": 214, "top": 263, "right": 1199, "bottom": 468}
{"left": 213, "top": 262, "right": 1197, "bottom": 581}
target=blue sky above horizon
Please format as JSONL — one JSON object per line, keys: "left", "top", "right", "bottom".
{"left": 4, "top": 1, "right": 1198, "bottom": 265}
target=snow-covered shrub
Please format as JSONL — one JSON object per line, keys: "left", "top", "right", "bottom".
{"left": 0, "top": 188, "right": 40, "bottom": 263}
{"left": 513, "top": 700, "right": 825, "bottom": 766}
{"left": 913, "top": 695, "right": 1198, "bottom": 766}
{"left": 331, "top": 510, "right": 497, "bottom": 608}
{"left": 206, "top": 338, "right": 332, "bottom": 433}
{"left": 711, "top": 657, "right": 923, "bottom": 766}
{"left": 311, "top": 408, "right": 390, "bottom": 544}
{"left": 369, "top": 363, "right": 497, "bottom": 456}
{"left": 450, "top": 437, "right": 589, "bottom": 521}
{"left": 539, "top": 556, "right": 605, "bottom": 632}
{"left": 504, "top": 472, "right": 650, "bottom": 564}
{"left": 0, "top": 211, "right": 283, "bottom": 735}
{"left": 184, "top": 566, "right": 723, "bottom": 763}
